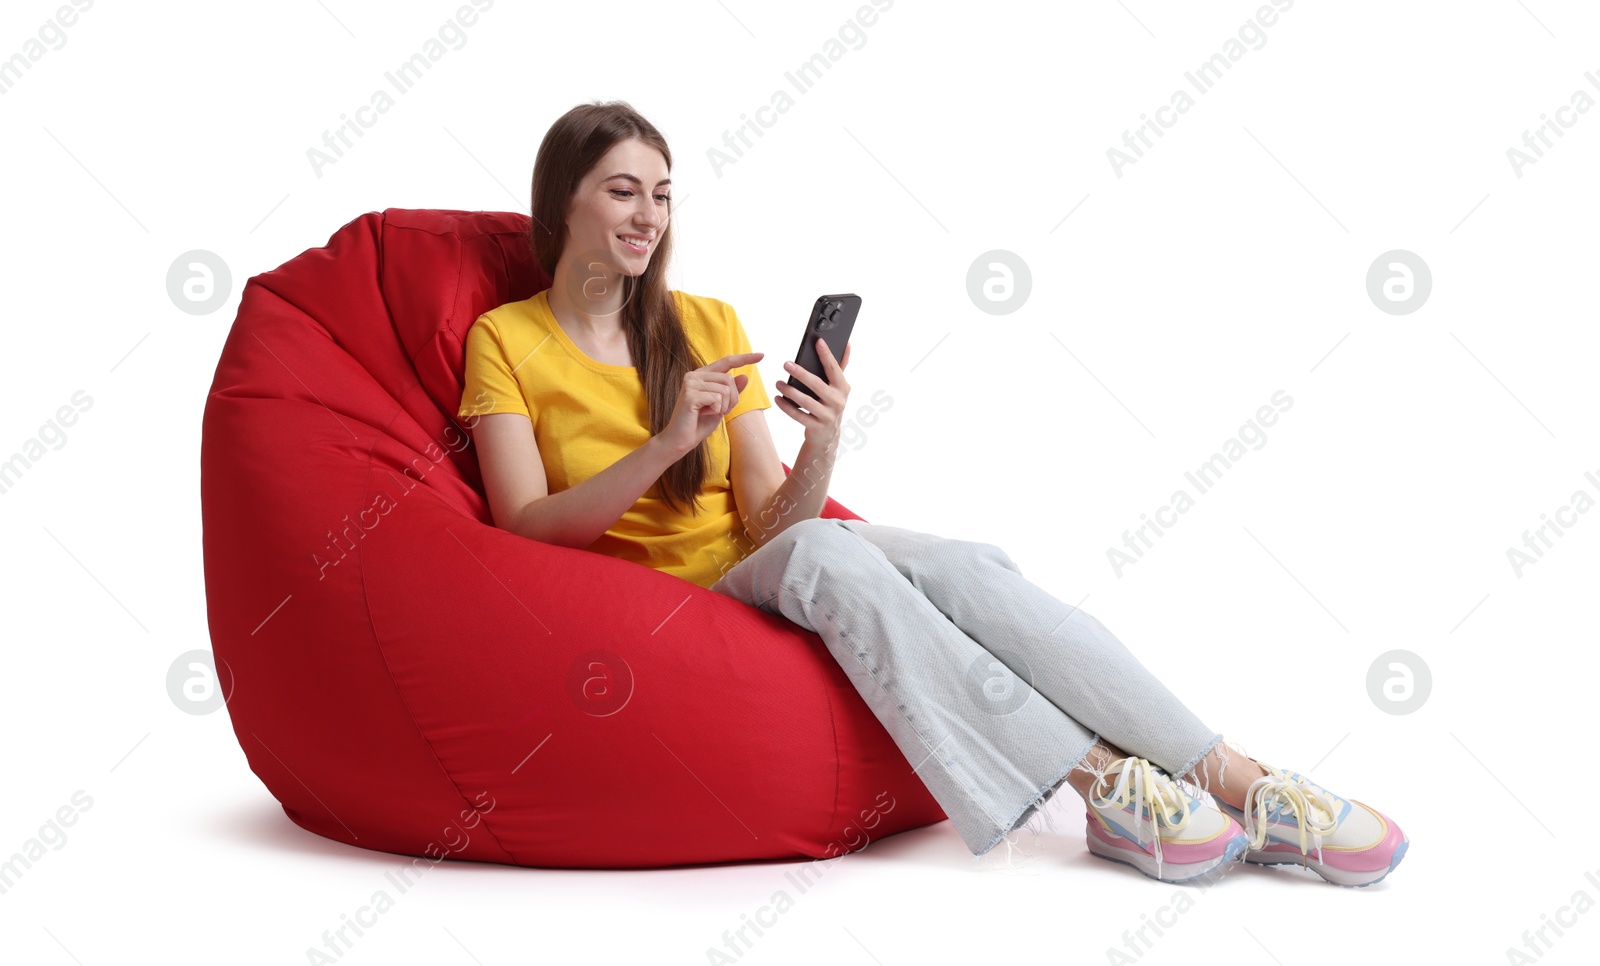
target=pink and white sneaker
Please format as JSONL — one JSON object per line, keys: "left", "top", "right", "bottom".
{"left": 1215, "top": 760, "right": 1409, "bottom": 887}
{"left": 1084, "top": 756, "right": 1248, "bottom": 883}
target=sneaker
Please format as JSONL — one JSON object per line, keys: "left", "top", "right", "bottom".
{"left": 1084, "top": 756, "right": 1248, "bottom": 883}
{"left": 1214, "top": 759, "right": 1409, "bottom": 888}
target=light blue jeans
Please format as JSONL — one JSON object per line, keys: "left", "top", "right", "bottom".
{"left": 708, "top": 517, "right": 1223, "bottom": 856}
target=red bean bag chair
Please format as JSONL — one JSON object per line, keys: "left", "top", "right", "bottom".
{"left": 200, "top": 208, "right": 944, "bottom": 868}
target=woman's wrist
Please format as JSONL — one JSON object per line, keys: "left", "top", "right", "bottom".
{"left": 649, "top": 431, "right": 691, "bottom": 464}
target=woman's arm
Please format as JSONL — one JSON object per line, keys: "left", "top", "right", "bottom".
{"left": 729, "top": 411, "right": 838, "bottom": 547}
{"left": 471, "top": 412, "right": 688, "bottom": 549}
{"left": 473, "top": 350, "right": 755, "bottom": 549}
{"left": 730, "top": 336, "right": 853, "bottom": 547}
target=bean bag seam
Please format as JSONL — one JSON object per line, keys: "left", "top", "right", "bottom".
{"left": 388, "top": 214, "right": 467, "bottom": 358}
{"left": 252, "top": 212, "right": 386, "bottom": 363}
{"left": 352, "top": 398, "right": 519, "bottom": 864}
{"left": 383, "top": 216, "right": 531, "bottom": 434}
{"left": 824, "top": 662, "right": 842, "bottom": 851}
{"left": 381, "top": 212, "right": 528, "bottom": 349}
{"left": 220, "top": 275, "right": 514, "bottom": 858}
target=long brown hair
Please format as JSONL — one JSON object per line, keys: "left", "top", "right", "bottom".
{"left": 530, "top": 100, "right": 710, "bottom": 516}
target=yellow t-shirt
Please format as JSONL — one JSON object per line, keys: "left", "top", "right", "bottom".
{"left": 456, "top": 288, "right": 773, "bottom": 589}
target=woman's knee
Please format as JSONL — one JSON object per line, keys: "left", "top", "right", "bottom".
{"left": 785, "top": 517, "right": 879, "bottom": 575}
{"left": 762, "top": 516, "right": 839, "bottom": 567}
{"left": 945, "top": 536, "right": 1020, "bottom": 575}
{"left": 775, "top": 515, "right": 839, "bottom": 550}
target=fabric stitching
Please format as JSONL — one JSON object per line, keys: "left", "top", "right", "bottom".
{"left": 326, "top": 220, "right": 517, "bottom": 864}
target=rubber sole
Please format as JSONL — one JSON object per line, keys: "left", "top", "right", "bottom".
{"left": 1242, "top": 835, "right": 1410, "bottom": 888}
{"left": 1215, "top": 796, "right": 1411, "bottom": 888}
{"left": 1085, "top": 828, "right": 1249, "bottom": 884}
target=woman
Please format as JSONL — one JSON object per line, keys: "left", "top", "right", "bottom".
{"left": 457, "top": 100, "right": 1408, "bottom": 886}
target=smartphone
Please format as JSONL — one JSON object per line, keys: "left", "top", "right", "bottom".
{"left": 785, "top": 293, "right": 861, "bottom": 406}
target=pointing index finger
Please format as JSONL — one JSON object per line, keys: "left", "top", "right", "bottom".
{"left": 707, "top": 351, "right": 764, "bottom": 372}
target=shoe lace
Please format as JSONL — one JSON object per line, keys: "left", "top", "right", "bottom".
{"left": 1089, "top": 757, "right": 1192, "bottom": 878}
{"left": 1242, "top": 765, "right": 1340, "bottom": 864}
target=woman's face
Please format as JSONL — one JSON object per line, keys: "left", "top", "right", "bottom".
{"left": 563, "top": 137, "right": 671, "bottom": 279}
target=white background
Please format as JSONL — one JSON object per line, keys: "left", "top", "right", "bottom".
{"left": 2, "top": 0, "right": 1595, "bottom": 962}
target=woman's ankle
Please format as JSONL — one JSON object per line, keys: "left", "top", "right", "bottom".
{"left": 1065, "top": 741, "right": 1122, "bottom": 802}
{"left": 1064, "top": 762, "right": 1103, "bottom": 803}
{"left": 1192, "top": 740, "right": 1266, "bottom": 811}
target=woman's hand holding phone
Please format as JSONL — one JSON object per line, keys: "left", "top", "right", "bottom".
{"left": 777, "top": 337, "right": 852, "bottom": 448}
{"left": 658, "top": 352, "right": 763, "bottom": 457}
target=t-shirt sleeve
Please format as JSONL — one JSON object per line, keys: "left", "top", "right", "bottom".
{"left": 723, "top": 302, "right": 771, "bottom": 425}
{"left": 458, "top": 314, "right": 531, "bottom": 421}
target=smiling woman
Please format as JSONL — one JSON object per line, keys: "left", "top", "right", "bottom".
{"left": 459, "top": 284, "right": 773, "bottom": 589}
{"left": 452, "top": 100, "right": 1408, "bottom": 884}
{"left": 458, "top": 101, "right": 787, "bottom": 587}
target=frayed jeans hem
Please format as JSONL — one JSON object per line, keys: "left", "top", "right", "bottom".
{"left": 973, "top": 731, "right": 1101, "bottom": 858}
{"left": 1170, "top": 732, "right": 1225, "bottom": 784}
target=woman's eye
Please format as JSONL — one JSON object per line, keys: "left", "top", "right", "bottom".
{"left": 611, "top": 188, "right": 671, "bottom": 203}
